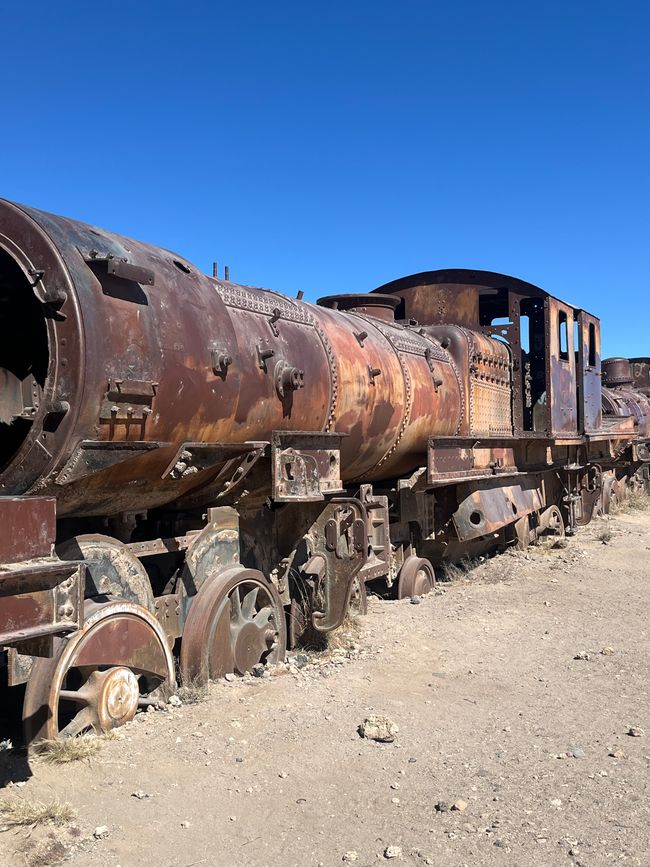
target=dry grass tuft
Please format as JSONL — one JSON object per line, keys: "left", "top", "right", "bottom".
{"left": 0, "top": 798, "right": 75, "bottom": 829}
{"left": 440, "top": 557, "right": 480, "bottom": 582}
{"left": 597, "top": 526, "right": 613, "bottom": 544}
{"left": 533, "top": 536, "right": 568, "bottom": 556}
{"left": 175, "top": 679, "right": 209, "bottom": 704}
{"left": 326, "top": 611, "right": 362, "bottom": 650}
{"left": 34, "top": 735, "right": 101, "bottom": 764}
{"left": 101, "top": 728, "right": 121, "bottom": 741}
{"left": 612, "top": 489, "right": 650, "bottom": 515}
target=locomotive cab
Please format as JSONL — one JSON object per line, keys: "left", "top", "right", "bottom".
{"left": 373, "top": 269, "right": 604, "bottom": 438}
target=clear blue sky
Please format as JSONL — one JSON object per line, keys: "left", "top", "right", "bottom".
{"left": 1, "top": 1, "right": 648, "bottom": 357}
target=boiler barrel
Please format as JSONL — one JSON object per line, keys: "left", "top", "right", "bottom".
{"left": 0, "top": 200, "right": 462, "bottom": 515}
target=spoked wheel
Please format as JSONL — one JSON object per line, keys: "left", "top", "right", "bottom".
{"left": 180, "top": 566, "right": 286, "bottom": 685}
{"left": 23, "top": 599, "right": 175, "bottom": 744}
{"left": 397, "top": 555, "right": 436, "bottom": 599}
{"left": 537, "top": 505, "right": 565, "bottom": 539}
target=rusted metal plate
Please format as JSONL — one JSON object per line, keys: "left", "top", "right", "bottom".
{"left": 0, "top": 497, "right": 55, "bottom": 563}
{"left": 272, "top": 431, "right": 344, "bottom": 501}
{"left": 466, "top": 332, "right": 512, "bottom": 436}
{"left": 428, "top": 438, "right": 519, "bottom": 485}
{"left": 453, "top": 482, "right": 544, "bottom": 541}
{"left": 56, "top": 441, "right": 165, "bottom": 485}
{"left": 153, "top": 594, "right": 183, "bottom": 640}
{"left": 576, "top": 311, "right": 602, "bottom": 433}
{"left": 0, "top": 560, "right": 84, "bottom": 646}
{"left": 547, "top": 298, "right": 578, "bottom": 435}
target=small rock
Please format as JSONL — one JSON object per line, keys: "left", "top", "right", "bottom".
{"left": 342, "top": 853, "right": 359, "bottom": 863}
{"left": 278, "top": 771, "right": 288, "bottom": 779}
{"left": 609, "top": 749, "right": 626, "bottom": 758}
{"left": 391, "top": 797, "right": 400, "bottom": 805}
{"left": 180, "top": 820, "right": 191, "bottom": 829}
{"left": 549, "top": 798, "right": 562, "bottom": 808}
{"left": 410, "top": 597, "right": 422, "bottom": 605}
{"left": 601, "top": 646, "right": 615, "bottom": 655}
{"left": 358, "top": 716, "right": 399, "bottom": 743}
{"left": 390, "top": 783, "right": 400, "bottom": 790}
{"left": 569, "top": 747, "right": 585, "bottom": 758}
{"left": 168, "top": 695, "right": 182, "bottom": 707}
{"left": 384, "top": 845, "right": 402, "bottom": 859}
{"left": 628, "top": 727, "right": 644, "bottom": 737}
{"left": 251, "top": 663, "right": 265, "bottom": 677}
{"left": 574, "top": 651, "right": 590, "bottom": 660}
{"left": 93, "top": 826, "right": 109, "bottom": 839}
{"left": 451, "top": 800, "right": 468, "bottom": 812}
{"left": 434, "top": 802, "right": 449, "bottom": 813}
{"left": 224, "top": 673, "right": 237, "bottom": 682}
{"left": 131, "top": 790, "right": 150, "bottom": 800}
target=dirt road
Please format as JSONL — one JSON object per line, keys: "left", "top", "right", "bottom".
{"left": 1, "top": 509, "right": 649, "bottom": 867}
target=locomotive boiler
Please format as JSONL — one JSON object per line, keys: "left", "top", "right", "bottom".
{"left": 1, "top": 199, "right": 648, "bottom": 742}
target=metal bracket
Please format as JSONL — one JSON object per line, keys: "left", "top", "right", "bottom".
{"left": 210, "top": 347, "right": 232, "bottom": 378}
{"left": 272, "top": 431, "right": 345, "bottom": 502}
{"left": 56, "top": 440, "right": 166, "bottom": 485}
{"left": 162, "top": 441, "right": 267, "bottom": 481}
{"left": 307, "top": 498, "right": 368, "bottom": 632}
{"left": 85, "top": 252, "right": 155, "bottom": 286}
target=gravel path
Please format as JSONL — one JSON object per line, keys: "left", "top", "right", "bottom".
{"left": 1, "top": 509, "right": 648, "bottom": 867}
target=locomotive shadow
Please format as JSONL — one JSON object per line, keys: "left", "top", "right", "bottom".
{"left": 0, "top": 684, "right": 33, "bottom": 788}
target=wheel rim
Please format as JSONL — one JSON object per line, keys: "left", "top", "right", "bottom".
{"left": 23, "top": 600, "right": 175, "bottom": 743}
{"left": 397, "top": 556, "right": 435, "bottom": 599}
{"left": 180, "top": 567, "right": 286, "bottom": 684}
{"left": 514, "top": 515, "right": 531, "bottom": 550}
{"left": 538, "top": 505, "right": 565, "bottom": 538}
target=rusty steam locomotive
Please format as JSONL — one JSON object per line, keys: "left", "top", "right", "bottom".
{"left": 1, "top": 199, "right": 648, "bottom": 742}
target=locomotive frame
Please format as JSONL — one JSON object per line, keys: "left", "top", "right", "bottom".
{"left": 0, "top": 200, "right": 648, "bottom": 742}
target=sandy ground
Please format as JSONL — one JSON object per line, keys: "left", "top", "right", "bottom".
{"left": 0, "top": 509, "right": 648, "bottom": 867}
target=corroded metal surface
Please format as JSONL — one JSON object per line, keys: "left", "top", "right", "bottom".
{"left": 396, "top": 556, "right": 435, "bottom": 599}
{"left": 179, "top": 566, "right": 286, "bottom": 684}
{"left": 0, "top": 200, "right": 463, "bottom": 516}
{"left": 22, "top": 599, "right": 175, "bottom": 741}
{"left": 1, "top": 201, "right": 649, "bottom": 713}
